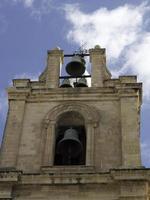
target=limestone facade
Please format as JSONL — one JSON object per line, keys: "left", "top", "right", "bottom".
{"left": 0, "top": 46, "right": 149, "bottom": 200}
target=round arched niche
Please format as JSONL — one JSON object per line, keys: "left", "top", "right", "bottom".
{"left": 42, "top": 102, "right": 100, "bottom": 167}
{"left": 54, "top": 111, "right": 86, "bottom": 166}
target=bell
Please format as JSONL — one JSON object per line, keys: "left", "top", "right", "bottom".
{"left": 60, "top": 79, "right": 72, "bottom": 88}
{"left": 75, "top": 78, "right": 88, "bottom": 87}
{"left": 57, "top": 128, "right": 82, "bottom": 158}
{"left": 66, "top": 55, "right": 86, "bottom": 76}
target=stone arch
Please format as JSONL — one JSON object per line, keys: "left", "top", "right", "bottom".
{"left": 42, "top": 102, "right": 100, "bottom": 167}
{"left": 44, "top": 102, "right": 100, "bottom": 127}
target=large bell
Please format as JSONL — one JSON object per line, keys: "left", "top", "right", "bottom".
{"left": 57, "top": 128, "right": 82, "bottom": 159}
{"left": 75, "top": 78, "right": 88, "bottom": 87}
{"left": 60, "top": 79, "right": 72, "bottom": 88}
{"left": 66, "top": 55, "right": 86, "bottom": 76}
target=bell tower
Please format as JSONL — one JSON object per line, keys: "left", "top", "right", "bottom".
{"left": 0, "top": 45, "right": 149, "bottom": 200}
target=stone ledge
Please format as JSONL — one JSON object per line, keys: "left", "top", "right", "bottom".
{"left": 41, "top": 165, "right": 95, "bottom": 174}
{"left": 13, "top": 79, "right": 30, "bottom": 88}
{"left": 0, "top": 169, "right": 21, "bottom": 183}
{"left": 0, "top": 172, "right": 20, "bottom": 182}
{"left": 21, "top": 173, "right": 112, "bottom": 185}
{"left": 0, "top": 197, "right": 12, "bottom": 199}
{"left": 9, "top": 76, "right": 141, "bottom": 91}
{"left": 119, "top": 76, "right": 137, "bottom": 83}
{"left": 18, "top": 168, "right": 150, "bottom": 185}
{"left": 0, "top": 169, "right": 149, "bottom": 187}
{"left": 111, "top": 168, "right": 150, "bottom": 180}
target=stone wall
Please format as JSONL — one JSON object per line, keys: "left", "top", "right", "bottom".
{"left": 0, "top": 76, "right": 142, "bottom": 172}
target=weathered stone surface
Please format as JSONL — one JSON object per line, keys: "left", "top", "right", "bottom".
{"left": 0, "top": 46, "right": 147, "bottom": 199}
{"left": 0, "top": 169, "right": 149, "bottom": 199}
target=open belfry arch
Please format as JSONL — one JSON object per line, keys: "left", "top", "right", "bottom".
{"left": 0, "top": 45, "right": 149, "bottom": 200}
{"left": 42, "top": 102, "right": 99, "bottom": 167}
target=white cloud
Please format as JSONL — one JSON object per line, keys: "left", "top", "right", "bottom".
{"left": 12, "top": 0, "right": 52, "bottom": 19}
{"left": 13, "top": 0, "right": 34, "bottom": 7}
{"left": 64, "top": 2, "right": 150, "bottom": 101}
{"left": 65, "top": 3, "right": 147, "bottom": 59}
{"left": 32, "top": 0, "right": 52, "bottom": 19}
{"left": 23, "top": 0, "right": 34, "bottom": 7}
{"left": 0, "top": 15, "right": 7, "bottom": 34}
{"left": 122, "top": 33, "right": 150, "bottom": 100}
{"left": 13, "top": 72, "right": 39, "bottom": 81}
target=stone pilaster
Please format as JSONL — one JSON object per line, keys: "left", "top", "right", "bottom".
{"left": 89, "top": 45, "right": 111, "bottom": 87}
{"left": 120, "top": 95, "right": 141, "bottom": 167}
{"left": 86, "top": 123, "right": 95, "bottom": 166}
{"left": 119, "top": 181, "right": 149, "bottom": 200}
{"left": 46, "top": 47, "right": 63, "bottom": 88}
{"left": 0, "top": 90, "right": 28, "bottom": 168}
{"left": 43, "top": 122, "right": 56, "bottom": 166}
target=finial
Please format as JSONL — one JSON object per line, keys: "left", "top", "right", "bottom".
{"left": 94, "top": 45, "right": 101, "bottom": 49}
{"left": 52, "top": 47, "right": 61, "bottom": 50}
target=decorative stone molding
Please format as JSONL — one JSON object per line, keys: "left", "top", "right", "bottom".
{"left": 44, "top": 102, "right": 100, "bottom": 126}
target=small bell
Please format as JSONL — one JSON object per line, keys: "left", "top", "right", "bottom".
{"left": 60, "top": 79, "right": 72, "bottom": 88}
{"left": 66, "top": 55, "right": 86, "bottom": 76}
{"left": 75, "top": 78, "right": 88, "bottom": 87}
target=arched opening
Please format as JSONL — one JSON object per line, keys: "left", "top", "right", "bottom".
{"left": 54, "top": 111, "right": 86, "bottom": 165}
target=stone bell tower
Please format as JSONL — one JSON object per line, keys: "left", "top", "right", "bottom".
{"left": 0, "top": 46, "right": 149, "bottom": 200}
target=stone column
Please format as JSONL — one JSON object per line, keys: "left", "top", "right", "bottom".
{"left": 120, "top": 95, "right": 141, "bottom": 168}
{"left": 89, "top": 46, "right": 110, "bottom": 87}
{"left": 46, "top": 47, "right": 63, "bottom": 88}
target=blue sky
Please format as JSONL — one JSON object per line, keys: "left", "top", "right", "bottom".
{"left": 0, "top": 0, "right": 150, "bottom": 166}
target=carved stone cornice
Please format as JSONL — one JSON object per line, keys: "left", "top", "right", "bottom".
{"left": 3, "top": 168, "right": 148, "bottom": 185}
{"left": 7, "top": 88, "right": 31, "bottom": 101}
{"left": 0, "top": 170, "right": 21, "bottom": 183}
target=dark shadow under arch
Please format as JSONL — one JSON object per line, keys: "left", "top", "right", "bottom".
{"left": 54, "top": 111, "right": 86, "bottom": 165}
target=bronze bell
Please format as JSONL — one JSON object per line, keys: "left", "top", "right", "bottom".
{"left": 57, "top": 128, "right": 82, "bottom": 158}
{"left": 60, "top": 79, "right": 72, "bottom": 88}
{"left": 75, "top": 78, "right": 88, "bottom": 87}
{"left": 66, "top": 55, "right": 86, "bottom": 76}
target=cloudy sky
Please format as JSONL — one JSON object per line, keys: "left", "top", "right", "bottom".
{"left": 0, "top": 0, "right": 150, "bottom": 166}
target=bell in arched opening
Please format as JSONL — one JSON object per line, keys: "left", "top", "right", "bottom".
{"left": 66, "top": 55, "right": 86, "bottom": 77}
{"left": 54, "top": 111, "right": 86, "bottom": 166}
{"left": 57, "top": 128, "right": 83, "bottom": 165}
